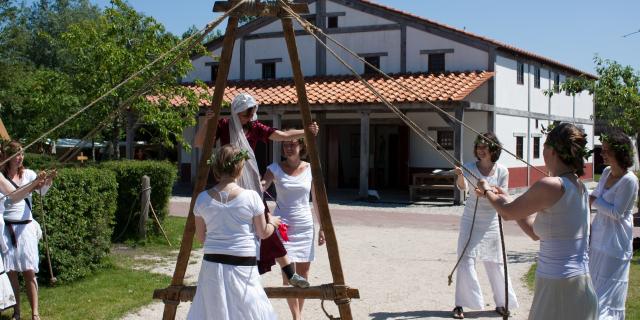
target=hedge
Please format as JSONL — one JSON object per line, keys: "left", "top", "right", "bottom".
{"left": 100, "top": 160, "right": 177, "bottom": 241}
{"left": 33, "top": 167, "right": 117, "bottom": 283}
{"left": 22, "top": 153, "right": 60, "bottom": 170}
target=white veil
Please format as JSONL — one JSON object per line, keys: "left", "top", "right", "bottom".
{"left": 229, "top": 93, "right": 263, "bottom": 198}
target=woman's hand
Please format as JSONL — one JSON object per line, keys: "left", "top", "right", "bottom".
{"left": 318, "top": 229, "right": 325, "bottom": 246}
{"left": 476, "top": 179, "right": 490, "bottom": 195}
{"left": 203, "top": 109, "right": 215, "bottom": 121}
{"left": 308, "top": 122, "right": 319, "bottom": 137}
{"left": 453, "top": 166, "right": 463, "bottom": 176}
{"left": 269, "top": 214, "right": 281, "bottom": 228}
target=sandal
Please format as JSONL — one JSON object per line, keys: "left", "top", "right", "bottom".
{"left": 495, "top": 306, "right": 510, "bottom": 317}
{"left": 452, "top": 306, "right": 464, "bottom": 319}
{"left": 32, "top": 315, "right": 40, "bottom": 320}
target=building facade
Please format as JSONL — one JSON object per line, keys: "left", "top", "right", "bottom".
{"left": 180, "top": 0, "right": 595, "bottom": 202}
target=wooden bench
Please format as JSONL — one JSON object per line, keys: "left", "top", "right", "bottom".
{"left": 409, "top": 172, "right": 456, "bottom": 203}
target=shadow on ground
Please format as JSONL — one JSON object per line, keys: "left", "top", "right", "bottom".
{"left": 370, "top": 310, "right": 502, "bottom": 319}
{"left": 507, "top": 251, "right": 537, "bottom": 264}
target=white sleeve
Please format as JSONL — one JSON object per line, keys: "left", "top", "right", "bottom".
{"left": 499, "top": 166, "right": 509, "bottom": 190}
{"left": 593, "top": 175, "right": 639, "bottom": 221}
{"left": 251, "top": 191, "right": 265, "bottom": 217}
{"left": 590, "top": 167, "right": 609, "bottom": 198}
{"left": 193, "top": 193, "right": 205, "bottom": 217}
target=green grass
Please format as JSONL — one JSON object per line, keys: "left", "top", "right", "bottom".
{"left": 594, "top": 173, "right": 601, "bottom": 182}
{"left": 0, "top": 217, "right": 197, "bottom": 320}
{"left": 0, "top": 260, "right": 170, "bottom": 320}
{"left": 524, "top": 253, "right": 640, "bottom": 317}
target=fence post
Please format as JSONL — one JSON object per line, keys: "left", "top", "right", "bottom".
{"left": 138, "top": 175, "right": 151, "bottom": 239}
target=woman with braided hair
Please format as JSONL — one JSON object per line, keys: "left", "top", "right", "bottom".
{"left": 476, "top": 122, "right": 598, "bottom": 320}
{"left": 188, "top": 144, "right": 279, "bottom": 320}
{"left": 451, "top": 132, "right": 518, "bottom": 319}
{"left": 589, "top": 129, "right": 638, "bottom": 320}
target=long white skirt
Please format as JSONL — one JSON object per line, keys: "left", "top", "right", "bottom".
{"left": 589, "top": 248, "right": 630, "bottom": 320}
{"left": 3, "top": 220, "right": 42, "bottom": 273}
{"left": 528, "top": 274, "right": 598, "bottom": 320}
{"left": 0, "top": 259, "right": 16, "bottom": 310}
{"left": 187, "top": 260, "right": 277, "bottom": 320}
{"left": 281, "top": 224, "right": 314, "bottom": 263}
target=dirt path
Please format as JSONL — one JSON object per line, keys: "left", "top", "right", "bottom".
{"left": 122, "top": 202, "right": 538, "bottom": 320}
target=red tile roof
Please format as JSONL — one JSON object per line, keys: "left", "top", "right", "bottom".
{"left": 184, "top": 71, "right": 494, "bottom": 107}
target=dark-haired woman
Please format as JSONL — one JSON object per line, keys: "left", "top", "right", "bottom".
{"left": 188, "top": 145, "right": 279, "bottom": 320}
{"left": 589, "top": 130, "right": 638, "bottom": 320}
{"left": 451, "top": 133, "right": 518, "bottom": 319}
{"left": 2, "top": 141, "right": 53, "bottom": 320}
{"left": 476, "top": 123, "right": 597, "bottom": 320}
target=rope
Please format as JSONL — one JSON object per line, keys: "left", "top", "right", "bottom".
{"left": 447, "top": 198, "right": 478, "bottom": 286}
{"left": 149, "top": 200, "right": 172, "bottom": 247}
{"left": 283, "top": 6, "right": 547, "bottom": 178}
{"left": 0, "top": 0, "right": 247, "bottom": 168}
{"left": 320, "top": 284, "right": 340, "bottom": 320}
{"left": 38, "top": 187, "right": 57, "bottom": 285}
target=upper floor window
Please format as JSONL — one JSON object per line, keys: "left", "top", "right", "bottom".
{"left": 554, "top": 73, "right": 560, "bottom": 93}
{"left": 534, "top": 66, "right": 541, "bottom": 89}
{"left": 517, "top": 61, "right": 524, "bottom": 85}
{"left": 437, "top": 130, "right": 454, "bottom": 150}
{"left": 327, "top": 16, "right": 338, "bottom": 29}
{"left": 262, "top": 62, "right": 276, "bottom": 80}
{"left": 205, "top": 62, "right": 219, "bottom": 82}
{"left": 533, "top": 136, "right": 541, "bottom": 159}
{"left": 516, "top": 136, "right": 524, "bottom": 159}
{"left": 364, "top": 56, "right": 380, "bottom": 75}
{"left": 428, "top": 53, "right": 445, "bottom": 73}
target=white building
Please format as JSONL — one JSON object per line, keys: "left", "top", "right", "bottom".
{"left": 180, "top": 0, "right": 596, "bottom": 202}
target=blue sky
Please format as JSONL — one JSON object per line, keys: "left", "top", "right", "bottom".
{"left": 65, "top": 1, "right": 640, "bottom": 74}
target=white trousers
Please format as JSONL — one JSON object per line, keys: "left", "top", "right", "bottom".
{"left": 455, "top": 255, "right": 519, "bottom": 310}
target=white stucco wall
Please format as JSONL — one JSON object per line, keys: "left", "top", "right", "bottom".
{"left": 326, "top": 31, "right": 402, "bottom": 75}
{"left": 407, "top": 111, "right": 488, "bottom": 168}
{"left": 495, "top": 55, "right": 528, "bottom": 112}
{"left": 574, "top": 90, "right": 594, "bottom": 120}
{"left": 326, "top": 1, "right": 394, "bottom": 27}
{"left": 244, "top": 36, "right": 316, "bottom": 80}
{"left": 494, "top": 114, "right": 529, "bottom": 168}
{"left": 529, "top": 66, "right": 551, "bottom": 114}
{"left": 550, "top": 73, "right": 574, "bottom": 118}
{"left": 183, "top": 42, "right": 241, "bottom": 82}
{"left": 406, "top": 27, "right": 488, "bottom": 73}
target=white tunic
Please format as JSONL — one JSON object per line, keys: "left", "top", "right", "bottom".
{"left": 0, "top": 196, "right": 16, "bottom": 310}
{"left": 457, "top": 162, "right": 509, "bottom": 263}
{"left": 589, "top": 167, "right": 638, "bottom": 320}
{"left": 268, "top": 163, "right": 315, "bottom": 263}
{"left": 187, "top": 189, "right": 277, "bottom": 320}
{"left": 2, "top": 169, "right": 47, "bottom": 273}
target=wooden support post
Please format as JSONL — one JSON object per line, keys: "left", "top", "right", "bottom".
{"left": 359, "top": 111, "right": 370, "bottom": 199}
{"left": 453, "top": 106, "right": 464, "bottom": 205}
{"left": 271, "top": 111, "right": 283, "bottom": 163}
{"left": 138, "top": 175, "right": 150, "bottom": 239}
{"left": 159, "top": 16, "right": 240, "bottom": 320}
{"left": 281, "top": 14, "right": 354, "bottom": 320}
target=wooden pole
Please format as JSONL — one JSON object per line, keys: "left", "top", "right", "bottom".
{"left": 138, "top": 175, "right": 150, "bottom": 239}
{"left": 160, "top": 16, "right": 240, "bottom": 320}
{"left": 280, "top": 14, "right": 354, "bottom": 320}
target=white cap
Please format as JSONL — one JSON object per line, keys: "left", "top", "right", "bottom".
{"left": 231, "top": 93, "right": 259, "bottom": 121}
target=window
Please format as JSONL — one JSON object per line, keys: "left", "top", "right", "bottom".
{"left": 327, "top": 16, "right": 338, "bottom": 29}
{"left": 363, "top": 56, "right": 380, "bottom": 75}
{"left": 533, "top": 137, "right": 540, "bottom": 159}
{"left": 428, "top": 53, "right": 445, "bottom": 73}
{"left": 554, "top": 73, "right": 560, "bottom": 93}
{"left": 517, "top": 61, "right": 524, "bottom": 85}
{"left": 535, "top": 119, "right": 539, "bottom": 129}
{"left": 437, "top": 130, "right": 454, "bottom": 150}
{"left": 534, "top": 66, "right": 540, "bottom": 88}
{"left": 210, "top": 64, "right": 219, "bottom": 82}
{"left": 262, "top": 62, "right": 276, "bottom": 80}
{"left": 516, "top": 136, "right": 524, "bottom": 159}
{"left": 304, "top": 14, "right": 316, "bottom": 25}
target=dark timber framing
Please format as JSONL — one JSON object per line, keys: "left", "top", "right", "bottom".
{"left": 316, "top": 0, "right": 327, "bottom": 75}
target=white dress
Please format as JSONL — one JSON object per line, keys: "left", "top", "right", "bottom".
{"left": 454, "top": 162, "right": 518, "bottom": 310}
{"left": 0, "top": 195, "right": 16, "bottom": 310}
{"left": 2, "top": 169, "right": 48, "bottom": 273}
{"left": 268, "top": 163, "right": 315, "bottom": 263}
{"left": 589, "top": 167, "right": 638, "bottom": 320}
{"left": 187, "top": 189, "right": 277, "bottom": 320}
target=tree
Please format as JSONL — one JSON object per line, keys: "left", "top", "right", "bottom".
{"left": 551, "top": 56, "right": 640, "bottom": 158}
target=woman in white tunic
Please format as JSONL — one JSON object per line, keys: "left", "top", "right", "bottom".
{"left": 589, "top": 130, "right": 638, "bottom": 320}
{"left": 452, "top": 132, "right": 518, "bottom": 319}
{"left": 477, "top": 123, "right": 598, "bottom": 320}
{"left": 0, "top": 193, "right": 17, "bottom": 311}
{"left": 2, "top": 141, "right": 52, "bottom": 320}
{"left": 262, "top": 133, "right": 325, "bottom": 320}
{"left": 187, "top": 144, "right": 279, "bottom": 320}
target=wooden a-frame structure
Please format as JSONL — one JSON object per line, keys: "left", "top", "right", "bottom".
{"left": 153, "top": 1, "right": 359, "bottom": 319}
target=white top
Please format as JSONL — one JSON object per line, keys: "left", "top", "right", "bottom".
{"left": 267, "top": 162, "right": 313, "bottom": 228}
{"left": 533, "top": 176, "right": 591, "bottom": 279}
{"left": 0, "top": 196, "right": 8, "bottom": 253}
{"left": 457, "top": 162, "right": 508, "bottom": 262}
{"left": 194, "top": 189, "right": 265, "bottom": 257}
{"left": 3, "top": 169, "right": 50, "bottom": 222}
{"left": 590, "top": 167, "right": 639, "bottom": 260}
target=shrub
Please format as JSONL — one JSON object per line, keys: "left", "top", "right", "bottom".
{"left": 33, "top": 167, "right": 117, "bottom": 283}
{"left": 100, "top": 160, "right": 177, "bottom": 241}
{"left": 22, "top": 153, "right": 60, "bottom": 170}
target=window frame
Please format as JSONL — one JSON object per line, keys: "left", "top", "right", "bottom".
{"left": 262, "top": 62, "right": 276, "bottom": 80}
{"left": 428, "top": 53, "right": 446, "bottom": 73}
{"left": 534, "top": 66, "right": 540, "bottom": 89}
{"left": 516, "top": 136, "right": 524, "bottom": 159}
{"left": 436, "top": 130, "right": 455, "bottom": 151}
{"left": 533, "top": 136, "right": 541, "bottom": 159}
{"left": 327, "top": 16, "right": 338, "bottom": 29}
{"left": 363, "top": 56, "right": 381, "bottom": 75}
{"left": 517, "top": 61, "right": 524, "bottom": 85}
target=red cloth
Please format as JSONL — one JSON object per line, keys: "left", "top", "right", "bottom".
{"left": 216, "top": 118, "right": 277, "bottom": 149}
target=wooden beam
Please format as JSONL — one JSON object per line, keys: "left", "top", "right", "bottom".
{"left": 281, "top": 14, "right": 355, "bottom": 320}
{"left": 213, "top": 1, "right": 309, "bottom": 15}
{"left": 153, "top": 284, "right": 360, "bottom": 301}
{"left": 0, "top": 117, "right": 10, "bottom": 141}
{"left": 159, "top": 17, "right": 240, "bottom": 320}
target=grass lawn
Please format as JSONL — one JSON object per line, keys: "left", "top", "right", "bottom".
{"left": 0, "top": 216, "right": 195, "bottom": 320}
{"left": 524, "top": 252, "right": 640, "bottom": 317}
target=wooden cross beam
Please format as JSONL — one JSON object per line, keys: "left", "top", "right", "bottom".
{"left": 77, "top": 152, "right": 88, "bottom": 163}
{"left": 154, "top": 284, "right": 360, "bottom": 302}
{"left": 213, "top": 0, "right": 309, "bottom": 16}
